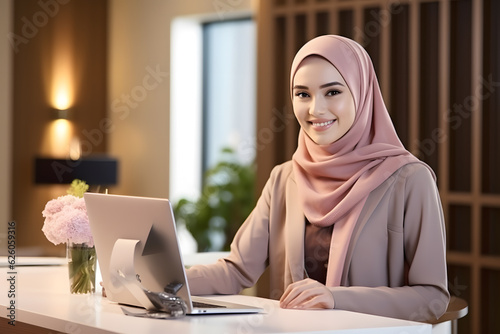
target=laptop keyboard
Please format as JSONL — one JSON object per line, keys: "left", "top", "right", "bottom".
{"left": 192, "top": 301, "right": 227, "bottom": 309}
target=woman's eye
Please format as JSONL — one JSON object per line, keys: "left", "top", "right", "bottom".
{"left": 326, "top": 90, "right": 341, "bottom": 96}
{"left": 295, "top": 92, "right": 309, "bottom": 98}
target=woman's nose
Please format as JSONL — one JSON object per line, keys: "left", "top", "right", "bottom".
{"left": 309, "top": 97, "right": 327, "bottom": 116}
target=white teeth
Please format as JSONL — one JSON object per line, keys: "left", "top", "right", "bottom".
{"left": 312, "top": 120, "right": 334, "bottom": 127}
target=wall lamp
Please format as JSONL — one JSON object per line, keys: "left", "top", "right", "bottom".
{"left": 35, "top": 155, "right": 118, "bottom": 186}
{"left": 53, "top": 108, "right": 71, "bottom": 120}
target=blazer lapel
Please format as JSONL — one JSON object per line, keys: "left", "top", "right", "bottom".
{"left": 284, "top": 174, "right": 306, "bottom": 283}
{"left": 341, "top": 175, "right": 396, "bottom": 285}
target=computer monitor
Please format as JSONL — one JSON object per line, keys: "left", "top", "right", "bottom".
{"left": 84, "top": 193, "right": 190, "bottom": 308}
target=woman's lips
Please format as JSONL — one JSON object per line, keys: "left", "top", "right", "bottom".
{"left": 309, "top": 119, "right": 335, "bottom": 130}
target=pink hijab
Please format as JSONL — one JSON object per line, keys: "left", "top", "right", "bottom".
{"left": 291, "top": 35, "right": 430, "bottom": 286}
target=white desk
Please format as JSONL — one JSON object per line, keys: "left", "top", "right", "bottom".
{"left": 1, "top": 262, "right": 432, "bottom": 334}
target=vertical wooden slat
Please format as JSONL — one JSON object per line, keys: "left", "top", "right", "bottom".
{"left": 408, "top": 1, "right": 420, "bottom": 154}
{"left": 389, "top": 3, "right": 410, "bottom": 146}
{"left": 438, "top": 0, "right": 450, "bottom": 218}
{"left": 379, "top": 1, "right": 390, "bottom": 101}
{"left": 330, "top": 7, "right": 339, "bottom": 35}
{"left": 353, "top": 4, "right": 363, "bottom": 44}
{"left": 315, "top": 11, "right": 329, "bottom": 36}
{"left": 471, "top": 0, "right": 483, "bottom": 332}
{"left": 256, "top": 0, "right": 276, "bottom": 195}
{"left": 481, "top": 0, "right": 500, "bottom": 195}
{"left": 339, "top": 8, "right": 354, "bottom": 39}
{"left": 449, "top": 0, "right": 473, "bottom": 192}
{"left": 362, "top": 6, "right": 381, "bottom": 74}
{"left": 307, "top": 6, "right": 316, "bottom": 39}
{"left": 437, "top": 4, "right": 454, "bottom": 329}
{"left": 285, "top": 8, "right": 297, "bottom": 159}
{"left": 419, "top": 2, "right": 440, "bottom": 172}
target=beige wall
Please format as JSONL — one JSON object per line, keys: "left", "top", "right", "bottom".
{"left": 12, "top": 0, "right": 108, "bottom": 255}
{"left": 0, "top": 0, "right": 12, "bottom": 249}
{"left": 1, "top": 0, "right": 256, "bottom": 253}
{"left": 108, "top": 0, "right": 255, "bottom": 198}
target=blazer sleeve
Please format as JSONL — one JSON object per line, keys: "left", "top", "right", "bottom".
{"left": 185, "top": 166, "right": 277, "bottom": 295}
{"left": 330, "top": 164, "right": 450, "bottom": 322}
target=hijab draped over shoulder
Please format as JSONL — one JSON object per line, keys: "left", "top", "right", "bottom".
{"left": 291, "top": 35, "right": 431, "bottom": 286}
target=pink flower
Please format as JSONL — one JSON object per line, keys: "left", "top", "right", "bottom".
{"left": 42, "top": 195, "right": 94, "bottom": 247}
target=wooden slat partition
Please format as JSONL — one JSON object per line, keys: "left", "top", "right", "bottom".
{"left": 256, "top": 1, "right": 500, "bottom": 333}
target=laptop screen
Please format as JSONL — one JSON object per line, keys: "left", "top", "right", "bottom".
{"left": 84, "top": 193, "right": 194, "bottom": 311}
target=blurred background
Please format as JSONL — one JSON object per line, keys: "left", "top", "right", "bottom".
{"left": 0, "top": 0, "right": 498, "bottom": 333}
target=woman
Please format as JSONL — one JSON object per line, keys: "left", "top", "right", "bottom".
{"left": 186, "top": 35, "right": 449, "bottom": 322}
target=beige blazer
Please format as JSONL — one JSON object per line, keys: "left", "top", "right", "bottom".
{"left": 187, "top": 161, "right": 450, "bottom": 322}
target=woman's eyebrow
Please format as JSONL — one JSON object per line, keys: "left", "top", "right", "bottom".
{"left": 320, "top": 81, "right": 344, "bottom": 88}
{"left": 293, "top": 81, "right": 345, "bottom": 90}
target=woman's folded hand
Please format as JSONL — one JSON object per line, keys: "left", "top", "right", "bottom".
{"left": 279, "top": 278, "right": 334, "bottom": 310}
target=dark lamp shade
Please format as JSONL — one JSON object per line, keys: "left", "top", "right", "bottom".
{"left": 53, "top": 108, "right": 71, "bottom": 120}
{"left": 35, "top": 156, "right": 118, "bottom": 185}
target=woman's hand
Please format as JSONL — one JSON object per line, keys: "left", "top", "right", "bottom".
{"left": 279, "top": 278, "right": 334, "bottom": 309}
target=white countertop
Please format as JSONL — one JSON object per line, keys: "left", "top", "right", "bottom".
{"left": 1, "top": 259, "right": 432, "bottom": 334}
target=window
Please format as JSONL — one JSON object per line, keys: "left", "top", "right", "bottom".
{"left": 170, "top": 16, "right": 256, "bottom": 203}
{"left": 202, "top": 19, "right": 256, "bottom": 171}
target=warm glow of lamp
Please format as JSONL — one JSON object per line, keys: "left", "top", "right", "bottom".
{"left": 47, "top": 46, "right": 76, "bottom": 156}
{"left": 53, "top": 119, "right": 71, "bottom": 139}
{"left": 54, "top": 89, "right": 71, "bottom": 111}
{"left": 38, "top": 12, "right": 82, "bottom": 160}
{"left": 69, "top": 137, "right": 81, "bottom": 160}
{"left": 51, "top": 41, "right": 74, "bottom": 111}
{"left": 46, "top": 119, "right": 75, "bottom": 158}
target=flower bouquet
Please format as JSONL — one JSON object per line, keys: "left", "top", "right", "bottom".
{"left": 42, "top": 180, "right": 96, "bottom": 294}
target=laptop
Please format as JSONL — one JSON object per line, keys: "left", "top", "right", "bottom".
{"left": 84, "top": 192, "right": 262, "bottom": 314}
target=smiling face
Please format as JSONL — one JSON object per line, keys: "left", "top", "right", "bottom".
{"left": 292, "top": 56, "right": 356, "bottom": 145}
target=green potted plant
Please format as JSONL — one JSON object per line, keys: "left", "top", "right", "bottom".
{"left": 173, "top": 148, "right": 256, "bottom": 252}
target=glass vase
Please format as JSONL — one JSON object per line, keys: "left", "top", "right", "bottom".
{"left": 66, "top": 242, "right": 96, "bottom": 294}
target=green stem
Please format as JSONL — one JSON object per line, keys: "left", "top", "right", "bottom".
{"left": 68, "top": 244, "right": 96, "bottom": 294}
